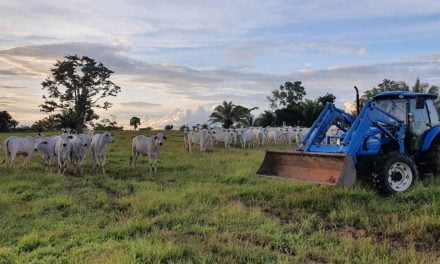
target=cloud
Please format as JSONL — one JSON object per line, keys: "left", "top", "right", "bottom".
{"left": 225, "top": 41, "right": 268, "bottom": 62}
{"left": 0, "top": 85, "right": 25, "bottom": 89}
{"left": 120, "top": 101, "right": 162, "bottom": 107}
{"left": 142, "top": 105, "right": 211, "bottom": 129}
{"left": 293, "top": 42, "right": 368, "bottom": 55}
{"left": 0, "top": 69, "right": 17, "bottom": 75}
{"left": 2, "top": 42, "right": 440, "bottom": 126}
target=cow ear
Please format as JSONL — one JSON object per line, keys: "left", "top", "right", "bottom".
{"left": 163, "top": 136, "right": 167, "bottom": 140}
{"left": 154, "top": 136, "right": 158, "bottom": 140}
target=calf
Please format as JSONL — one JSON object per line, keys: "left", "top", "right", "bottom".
{"left": 91, "top": 132, "right": 114, "bottom": 175}
{"left": 2, "top": 136, "right": 39, "bottom": 168}
{"left": 131, "top": 133, "right": 166, "bottom": 173}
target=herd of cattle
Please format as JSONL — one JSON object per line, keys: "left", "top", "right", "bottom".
{"left": 1, "top": 129, "right": 166, "bottom": 174}
{"left": 183, "top": 126, "right": 315, "bottom": 153}
{"left": 1, "top": 125, "right": 342, "bottom": 174}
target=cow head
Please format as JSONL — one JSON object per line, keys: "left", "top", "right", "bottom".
{"left": 34, "top": 133, "right": 48, "bottom": 152}
{"left": 60, "top": 133, "right": 73, "bottom": 148}
{"left": 104, "top": 132, "right": 114, "bottom": 143}
{"left": 154, "top": 133, "right": 166, "bottom": 146}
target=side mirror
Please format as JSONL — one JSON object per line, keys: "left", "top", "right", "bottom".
{"left": 408, "top": 112, "right": 415, "bottom": 123}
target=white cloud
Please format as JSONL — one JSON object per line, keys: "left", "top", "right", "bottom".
{"left": 293, "top": 42, "right": 367, "bottom": 55}
{"left": 142, "top": 105, "right": 212, "bottom": 129}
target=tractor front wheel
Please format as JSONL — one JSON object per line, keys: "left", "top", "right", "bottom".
{"left": 374, "top": 152, "right": 418, "bottom": 195}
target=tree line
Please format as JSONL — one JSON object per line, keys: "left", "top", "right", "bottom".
{"left": 1, "top": 53, "right": 439, "bottom": 132}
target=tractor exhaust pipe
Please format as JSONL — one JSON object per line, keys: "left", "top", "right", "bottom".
{"left": 354, "top": 86, "right": 360, "bottom": 116}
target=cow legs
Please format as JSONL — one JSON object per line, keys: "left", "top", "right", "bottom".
{"left": 131, "top": 152, "right": 139, "bottom": 169}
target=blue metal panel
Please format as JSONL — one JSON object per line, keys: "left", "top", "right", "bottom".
{"left": 421, "top": 125, "right": 440, "bottom": 151}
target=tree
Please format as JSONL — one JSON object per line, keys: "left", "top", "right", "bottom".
{"left": 130, "top": 116, "right": 141, "bottom": 130}
{"left": 267, "top": 81, "right": 306, "bottom": 109}
{"left": 164, "top": 124, "right": 173, "bottom": 130}
{"left": 317, "top": 93, "right": 336, "bottom": 105}
{"left": 363, "top": 79, "right": 409, "bottom": 100}
{"left": 412, "top": 78, "right": 439, "bottom": 95}
{"left": 92, "top": 118, "right": 122, "bottom": 131}
{"left": 209, "top": 101, "right": 258, "bottom": 128}
{"left": 32, "top": 115, "right": 61, "bottom": 131}
{"left": 40, "top": 55, "right": 121, "bottom": 133}
{"left": 0, "top": 111, "right": 18, "bottom": 132}
{"left": 253, "top": 111, "right": 276, "bottom": 127}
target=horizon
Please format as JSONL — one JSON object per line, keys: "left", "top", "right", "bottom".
{"left": 1, "top": 0, "right": 440, "bottom": 129}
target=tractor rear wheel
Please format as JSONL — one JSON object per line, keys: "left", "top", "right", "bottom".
{"left": 426, "top": 138, "right": 440, "bottom": 174}
{"left": 373, "top": 152, "right": 418, "bottom": 195}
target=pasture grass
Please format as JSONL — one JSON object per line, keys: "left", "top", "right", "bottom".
{"left": 0, "top": 130, "right": 439, "bottom": 263}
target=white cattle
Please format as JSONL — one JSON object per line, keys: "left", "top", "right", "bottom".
{"left": 55, "top": 133, "right": 74, "bottom": 174}
{"left": 35, "top": 134, "right": 61, "bottom": 168}
{"left": 267, "top": 128, "right": 287, "bottom": 145}
{"left": 131, "top": 133, "right": 166, "bottom": 173}
{"left": 2, "top": 136, "right": 39, "bottom": 168}
{"left": 187, "top": 129, "right": 212, "bottom": 153}
{"left": 238, "top": 130, "right": 253, "bottom": 148}
{"left": 70, "top": 132, "right": 93, "bottom": 174}
{"left": 91, "top": 132, "right": 114, "bottom": 174}
{"left": 254, "top": 128, "right": 266, "bottom": 147}
{"left": 326, "top": 125, "right": 341, "bottom": 144}
{"left": 295, "top": 126, "right": 310, "bottom": 145}
{"left": 182, "top": 126, "right": 190, "bottom": 150}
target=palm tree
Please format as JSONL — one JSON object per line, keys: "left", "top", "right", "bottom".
{"left": 253, "top": 111, "right": 276, "bottom": 127}
{"left": 130, "top": 116, "right": 141, "bottom": 130}
{"left": 209, "top": 101, "right": 258, "bottom": 128}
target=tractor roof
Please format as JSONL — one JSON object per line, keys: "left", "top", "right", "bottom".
{"left": 373, "top": 91, "right": 437, "bottom": 100}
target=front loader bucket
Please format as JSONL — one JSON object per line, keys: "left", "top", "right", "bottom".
{"left": 257, "top": 151, "right": 356, "bottom": 186}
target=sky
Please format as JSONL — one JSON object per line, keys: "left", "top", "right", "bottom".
{"left": 1, "top": 0, "right": 440, "bottom": 129}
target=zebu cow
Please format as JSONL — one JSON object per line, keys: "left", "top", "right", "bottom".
{"left": 70, "top": 132, "right": 93, "bottom": 174}
{"left": 55, "top": 133, "right": 74, "bottom": 174}
{"left": 91, "top": 132, "right": 114, "bottom": 175}
{"left": 131, "top": 133, "right": 166, "bottom": 173}
{"left": 2, "top": 135, "right": 39, "bottom": 168}
{"left": 187, "top": 129, "right": 212, "bottom": 153}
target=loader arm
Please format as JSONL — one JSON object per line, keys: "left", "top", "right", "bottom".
{"left": 299, "top": 103, "right": 355, "bottom": 151}
{"left": 257, "top": 101, "right": 407, "bottom": 187}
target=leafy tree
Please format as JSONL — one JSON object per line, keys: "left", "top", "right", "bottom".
{"left": 32, "top": 115, "right": 61, "bottom": 131}
{"left": 164, "top": 124, "right": 174, "bottom": 130}
{"left": 267, "top": 81, "right": 306, "bottom": 109}
{"left": 140, "top": 126, "right": 153, "bottom": 131}
{"left": 253, "top": 111, "right": 276, "bottom": 127}
{"left": 0, "top": 111, "right": 18, "bottom": 132}
{"left": 317, "top": 93, "right": 336, "bottom": 105}
{"left": 363, "top": 79, "right": 409, "bottom": 100}
{"left": 40, "top": 55, "right": 121, "bottom": 133}
{"left": 201, "top": 124, "right": 209, "bottom": 129}
{"left": 92, "top": 118, "right": 122, "bottom": 131}
{"left": 412, "top": 78, "right": 439, "bottom": 95}
{"left": 130, "top": 116, "right": 141, "bottom": 130}
{"left": 209, "top": 101, "right": 258, "bottom": 128}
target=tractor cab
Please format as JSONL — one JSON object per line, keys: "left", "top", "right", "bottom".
{"left": 373, "top": 91, "right": 440, "bottom": 150}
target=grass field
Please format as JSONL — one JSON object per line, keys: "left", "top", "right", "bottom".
{"left": 0, "top": 130, "right": 439, "bottom": 263}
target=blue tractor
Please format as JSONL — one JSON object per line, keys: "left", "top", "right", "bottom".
{"left": 257, "top": 88, "right": 440, "bottom": 194}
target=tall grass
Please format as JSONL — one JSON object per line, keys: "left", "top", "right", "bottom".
{"left": 0, "top": 131, "right": 439, "bottom": 263}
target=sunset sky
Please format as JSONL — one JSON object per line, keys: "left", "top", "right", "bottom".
{"left": 1, "top": 0, "right": 440, "bottom": 128}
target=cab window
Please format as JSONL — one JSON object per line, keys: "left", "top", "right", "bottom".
{"left": 375, "top": 99, "right": 407, "bottom": 123}
{"left": 426, "top": 100, "right": 440, "bottom": 125}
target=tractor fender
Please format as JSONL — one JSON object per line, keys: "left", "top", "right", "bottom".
{"left": 421, "top": 125, "right": 440, "bottom": 151}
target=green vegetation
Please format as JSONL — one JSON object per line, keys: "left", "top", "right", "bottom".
{"left": 0, "top": 131, "right": 439, "bottom": 263}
